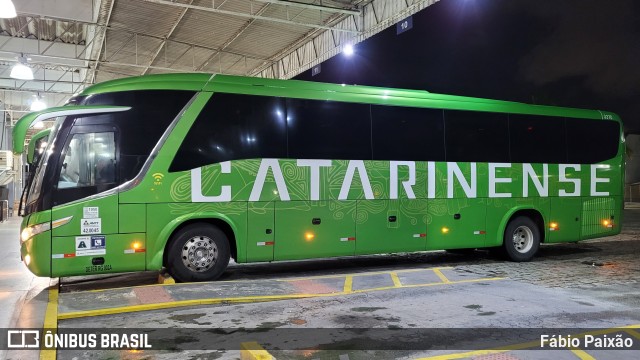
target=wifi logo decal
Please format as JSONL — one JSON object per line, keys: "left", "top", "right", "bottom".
{"left": 152, "top": 173, "right": 165, "bottom": 185}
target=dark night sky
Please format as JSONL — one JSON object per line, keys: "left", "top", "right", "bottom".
{"left": 295, "top": 0, "right": 640, "bottom": 134}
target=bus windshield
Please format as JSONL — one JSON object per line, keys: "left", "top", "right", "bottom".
{"left": 22, "top": 117, "right": 64, "bottom": 215}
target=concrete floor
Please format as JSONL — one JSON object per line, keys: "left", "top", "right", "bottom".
{"left": 1, "top": 206, "right": 639, "bottom": 360}
{"left": 0, "top": 217, "right": 51, "bottom": 360}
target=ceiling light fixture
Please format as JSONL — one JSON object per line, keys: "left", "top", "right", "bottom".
{"left": 10, "top": 54, "right": 34, "bottom": 80}
{"left": 0, "top": 0, "right": 17, "bottom": 18}
{"left": 31, "top": 94, "right": 47, "bottom": 111}
{"left": 343, "top": 44, "right": 354, "bottom": 56}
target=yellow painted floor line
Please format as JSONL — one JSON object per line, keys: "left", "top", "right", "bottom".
{"left": 390, "top": 272, "right": 402, "bottom": 287}
{"left": 59, "top": 293, "right": 327, "bottom": 320}
{"left": 84, "top": 274, "right": 262, "bottom": 293}
{"left": 82, "top": 266, "right": 456, "bottom": 293}
{"left": 343, "top": 275, "right": 353, "bottom": 293}
{"left": 279, "top": 266, "right": 454, "bottom": 281}
{"left": 416, "top": 338, "right": 542, "bottom": 359}
{"left": 432, "top": 268, "right": 451, "bottom": 284}
{"left": 40, "top": 285, "right": 58, "bottom": 360}
{"left": 416, "top": 349, "right": 511, "bottom": 360}
{"left": 59, "top": 276, "right": 505, "bottom": 320}
{"left": 626, "top": 328, "right": 640, "bottom": 339}
{"left": 240, "top": 341, "right": 274, "bottom": 360}
{"left": 570, "top": 348, "right": 596, "bottom": 360}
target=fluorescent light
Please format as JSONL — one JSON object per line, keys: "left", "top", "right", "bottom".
{"left": 0, "top": 0, "right": 17, "bottom": 18}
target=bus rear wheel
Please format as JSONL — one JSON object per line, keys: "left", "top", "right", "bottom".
{"left": 503, "top": 216, "right": 540, "bottom": 262}
{"left": 167, "top": 223, "right": 230, "bottom": 282}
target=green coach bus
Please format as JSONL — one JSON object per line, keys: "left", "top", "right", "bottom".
{"left": 14, "top": 74, "right": 624, "bottom": 282}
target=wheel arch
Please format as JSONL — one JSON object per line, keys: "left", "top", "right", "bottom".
{"left": 147, "top": 213, "right": 239, "bottom": 270}
{"left": 495, "top": 207, "right": 546, "bottom": 246}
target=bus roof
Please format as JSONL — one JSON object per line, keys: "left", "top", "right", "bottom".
{"left": 72, "top": 73, "right": 618, "bottom": 122}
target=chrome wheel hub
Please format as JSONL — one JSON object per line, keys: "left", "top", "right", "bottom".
{"left": 512, "top": 226, "right": 534, "bottom": 254}
{"left": 181, "top": 236, "right": 218, "bottom": 272}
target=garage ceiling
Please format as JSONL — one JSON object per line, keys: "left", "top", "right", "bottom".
{"left": 0, "top": 0, "right": 438, "bottom": 130}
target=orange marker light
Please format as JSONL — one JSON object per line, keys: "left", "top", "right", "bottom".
{"left": 549, "top": 222, "right": 559, "bottom": 231}
{"left": 441, "top": 227, "right": 450, "bottom": 234}
{"left": 602, "top": 220, "right": 613, "bottom": 228}
{"left": 305, "top": 232, "right": 315, "bottom": 241}
{"left": 132, "top": 242, "right": 141, "bottom": 249}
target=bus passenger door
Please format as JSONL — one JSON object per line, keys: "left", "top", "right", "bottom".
{"left": 356, "top": 199, "right": 427, "bottom": 255}
{"left": 426, "top": 199, "right": 487, "bottom": 250}
{"left": 246, "top": 202, "right": 275, "bottom": 262}
{"left": 274, "top": 200, "right": 356, "bottom": 260}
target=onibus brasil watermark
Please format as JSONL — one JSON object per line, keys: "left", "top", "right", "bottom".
{"left": 6, "top": 330, "right": 151, "bottom": 349}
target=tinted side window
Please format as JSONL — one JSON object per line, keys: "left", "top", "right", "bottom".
{"left": 170, "top": 93, "right": 287, "bottom": 172}
{"left": 371, "top": 105, "right": 444, "bottom": 161}
{"left": 566, "top": 118, "right": 620, "bottom": 163}
{"left": 509, "top": 114, "right": 566, "bottom": 163}
{"left": 287, "top": 99, "right": 371, "bottom": 160}
{"left": 81, "top": 90, "right": 194, "bottom": 181}
{"left": 445, "top": 110, "right": 509, "bottom": 162}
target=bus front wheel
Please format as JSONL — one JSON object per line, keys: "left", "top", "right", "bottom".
{"left": 503, "top": 216, "right": 540, "bottom": 262}
{"left": 167, "top": 223, "right": 230, "bottom": 282}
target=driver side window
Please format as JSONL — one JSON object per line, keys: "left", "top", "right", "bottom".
{"left": 59, "top": 132, "right": 116, "bottom": 189}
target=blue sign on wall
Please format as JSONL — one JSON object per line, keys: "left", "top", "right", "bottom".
{"left": 396, "top": 16, "right": 413, "bottom": 35}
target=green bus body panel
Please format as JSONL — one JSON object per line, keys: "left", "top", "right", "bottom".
{"left": 275, "top": 200, "right": 357, "bottom": 260}
{"left": 48, "top": 193, "right": 141, "bottom": 277}
{"left": 27, "top": 129, "right": 50, "bottom": 164}
{"left": 427, "top": 198, "right": 487, "bottom": 250}
{"left": 12, "top": 105, "right": 131, "bottom": 154}
{"left": 119, "top": 204, "right": 146, "bottom": 233}
{"left": 51, "top": 234, "right": 145, "bottom": 277}
{"left": 247, "top": 202, "right": 275, "bottom": 262}
{"left": 18, "top": 73, "right": 625, "bottom": 278}
{"left": 356, "top": 199, "right": 427, "bottom": 255}
{"left": 548, "top": 198, "right": 582, "bottom": 243}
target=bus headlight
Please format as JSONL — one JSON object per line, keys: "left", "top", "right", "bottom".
{"left": 20, "top": 222, "right": 51, "bottom": 244}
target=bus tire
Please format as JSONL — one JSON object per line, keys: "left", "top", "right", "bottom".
{"left": 503, "top": 216, "right": 540, "bottom": 262}
{"left": 167, "top": 223, "right": 230, "bottom": 282}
